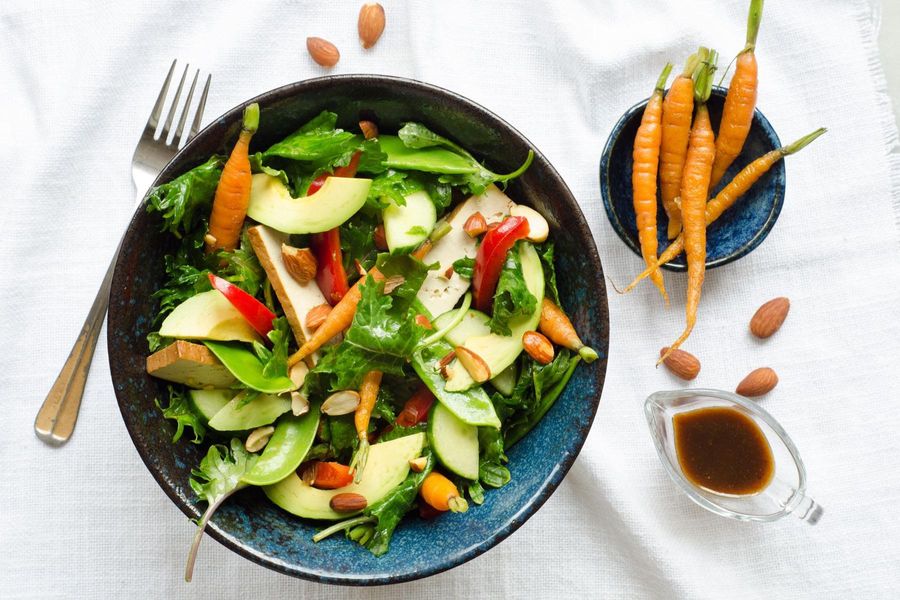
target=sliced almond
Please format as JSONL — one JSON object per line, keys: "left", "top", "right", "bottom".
{"left": 659, "top": 347, "right": 701, "bottom": 380}
{"left": 299, "top": 462, "right": 318, "bottom": 485}
{"left": 455, "top": 346, "right": 491, "bottom": 382}
{"left": 437, "top": 350, "right": 456, "bottom": 379}
{"left": 443, "top": 264, "right": 455, "bottom": 279}
{"left": 322, "top": 390, "right": 361, "bottom": 415}
{"left": 357, "top": 2, "right": 386, "bottom": 49}
{"left": 289, "top": 361, "right": 309, "bottom": 388}
{"left": 305, "top": 303, "right": 332, "bottom": 331}
{"left": 409, "top": 456, "right": 428, "bottom": 472}
{"left": 510, "top": 204, "right": 549, "bottom": 242}
{"left": 282, "top": 245, "right": 317, "bottom": 284}
{"left": 245, "top": 426, "right": 275, "bottom": 453}
{"left": 463, "top": 211, "right": 487, "bottom": 237}
{"left": 307, "top": 37, "right": 340, "bottom": 67}
{"left": 382, "top": 275, "right": 405, "bottom": 294}
{"left": 330, "top": 492, "right": 368, "bottom": 512}
{"left": 291, "top": 391, "right": 310, "bottom": 416}
{"left": 522, "top": 330, "right": 554, "bottom": 365}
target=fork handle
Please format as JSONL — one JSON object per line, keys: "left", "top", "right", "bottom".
{"left": 34, "top": 238, "right": 118, "bottom": 445}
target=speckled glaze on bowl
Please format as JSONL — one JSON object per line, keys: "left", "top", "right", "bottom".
{"left": 108, "top": 75, "right": 609, "bottom": 585}
{"left": 599, "top": 86, "right": 784, "bottom": 271}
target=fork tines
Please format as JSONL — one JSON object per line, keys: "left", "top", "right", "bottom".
{"left": 144, "top": 59, "right": 211, "bottom": 149}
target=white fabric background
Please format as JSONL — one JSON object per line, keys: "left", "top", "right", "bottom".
{"left": 3, "top": 0, "right": 900, "bottom": 598}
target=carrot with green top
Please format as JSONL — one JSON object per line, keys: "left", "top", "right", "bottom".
{"left": 660, "top": 53, "right": 703, "bottom": 239}
{"left": 420, "top": 472, "right": 468, "bottom": 513}
{"left": 632, "top": 63, "right": 673, "bottom": 303}
{"left": 710, "top": 0, "right": 764, "bottom": 189}
{"left": 287, "top": 268, "right": 385, "bottom": 367}
{"left": 660, "top": 48, "right": 718, "bottom": 365}
{"left": 538, "top": 298, "right": 599, "bottom": 362}
{"left": 622, "top": 128, "right": 826, "bottom": 293}
{"left": 205, "top": 103, "right": 259, "bottom": 252}
{"left": 350, "top": 370, "right": 383, "bottom": 482}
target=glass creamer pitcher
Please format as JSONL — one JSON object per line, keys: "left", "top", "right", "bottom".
{"left": 644, "top": 388, "right": 823, "bottom": 524}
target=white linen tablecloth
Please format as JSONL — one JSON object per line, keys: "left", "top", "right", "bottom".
{"left": 3, "top": 0, "right": 900, "bottom": 597}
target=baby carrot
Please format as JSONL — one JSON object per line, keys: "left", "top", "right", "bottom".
{"left": 660, "top": 49, "right": 718, "bottom": 365}
{"left": 350, "top": 370, "right": 383, "bottom": 482}
{"left": 621, "top": 128, "right": 826, "bottom": 292}
{"left": 632, "top": 63, "right": 673, "bottom": 304}
{"left": 538, "top": 298, "right": 599, "bottom": 362}
{"left": 420, "top": 472, "right": 468, "bottom": 513}
{"left": 709, "top": 0, "right": 764, "bottom": 189}
{"left": 287, "top": 268, "right": 385, "bottom": 366}
{"left": 205, "top": 103, "right": 259, "bottom": 253}
{"left": 660, "top": 53, "right": 703, "bottom": 239}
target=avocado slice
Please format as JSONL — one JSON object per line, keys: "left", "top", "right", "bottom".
{"left": 159, "top": 290, "right": 261, "bottom": 343}
{"left": 445, "top": 243, "right": 544, "bottom": 392}
{"left": 207, "top": 391, "right": 290, "bottom": 431}
{"left": 263, "top": 432, "right": 426, "bottom": 520}
{"left": 246, "top": 174, "right": 371, "bottom": 234}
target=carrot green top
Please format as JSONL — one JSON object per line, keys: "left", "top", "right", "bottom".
{"left": 745, "top": 0, "right": 764, "bottom": 51}
{"left": 655, "top": 63, "right": 674, "bottom": 93}
{"left": 692, "top": 48, "right": 718, "bottom": 104}
{"left": 242, "top": 103, "right": 259, "bottom": 134}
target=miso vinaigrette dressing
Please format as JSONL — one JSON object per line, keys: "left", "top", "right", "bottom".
{"left": 673, "top": 406, "right": 775, "bottom": 496}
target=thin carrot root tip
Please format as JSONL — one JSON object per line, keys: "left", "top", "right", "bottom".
{"left": 448, "top": 496, "right": 469, "bottom": 513}
{"left": 350, "top": 441, "right": 369, "bottom": 483}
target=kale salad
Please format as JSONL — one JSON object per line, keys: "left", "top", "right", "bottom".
{"left": 144, "top": 103, "right": 598, "bottom": 579}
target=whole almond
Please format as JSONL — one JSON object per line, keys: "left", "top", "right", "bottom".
{"left": 736, "top": 367, "right": 779, "bottom": 397}
{"left": 455, "top": 346, "right": 491, "bottom": 382}
{"left": 523, "top": 330, "right": 554, "bottom": 365}
{"left": 307, "top": 37, "right": 340, "bottom": 67}
{"left": 330, "top": 492, "right": 368, "bottom": 512}
{"left": 357, "top": 3, "right": 386, "bottom": 49}
{"left": 750, "top": 297, "right": 790, "bottom": 339}
{"left": 659, "top": 347, "right": 701, "bottom": 380}
{"left": 305, "top": 303, "right": 332, "bottom": 331}
{"left": 463, "top": 211, "right": 488, "bottom": 237}
{"left": 282, "top": 244, "right": 317, "bottom": 284}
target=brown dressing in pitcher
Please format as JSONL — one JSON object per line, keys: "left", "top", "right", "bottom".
{"left": 673, "top": 406, "right": 774, "bottom": 496}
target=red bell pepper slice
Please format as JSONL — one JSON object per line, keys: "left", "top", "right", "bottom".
{"left": 472, "top": 216, "right": 530, "bottom": 311}
{"left": 306, "top": 152, "right": 362, "bottom": 304}
{"left": 395, "top": 384, "right": 436, "bottom": 427}
{"left": 207, "top": 273, "right": 276, "bottom": 338}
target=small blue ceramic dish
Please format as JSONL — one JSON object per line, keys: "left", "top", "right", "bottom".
{"left": 599, "top": 86, "right": 784, "bottom": 271}
{"left": 108, "top": 75, "right": 609, "bottom": 585}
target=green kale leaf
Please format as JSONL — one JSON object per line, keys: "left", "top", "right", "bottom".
{"left": 155, "top": 386, "right": 205, "bottom": 444}
{"left": 145, "top": 155, "right": 224, "bottom": 238}
{"left": 537, "top": 242, "right": 560, "bottom": 305}
{"left": 452, "top": 256, "right": 475, "bottom": 279}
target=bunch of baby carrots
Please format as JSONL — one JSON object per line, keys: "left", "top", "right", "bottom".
{"left": 625, "top": 0, "right": 825, "bottom": 363}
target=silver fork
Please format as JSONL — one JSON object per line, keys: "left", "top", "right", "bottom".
{"left": 34, "top": 61, "right": 212, "bottom": 446}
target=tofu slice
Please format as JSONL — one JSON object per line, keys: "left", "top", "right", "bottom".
{"left": 247, "top": 225, "right": 330, "bottom": 352}
{"left": 146, "top": 341, "right": 236, "bottom": 389}
{"left": 416, "top": 185, "right": 514, "bottom": 317}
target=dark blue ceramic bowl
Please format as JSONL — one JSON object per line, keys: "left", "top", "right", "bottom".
{"left": 599, "top": 86, "right": 784, "bottom": 271}
{"left": 108, "top": 75, "right": 609, "bottom": 585}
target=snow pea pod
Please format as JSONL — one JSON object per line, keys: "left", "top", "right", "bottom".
{"left": 378, "top": 136, "right": 478, "bottom": 175}
{"left": 203, "top": 341, "right": 295, "bottom": 394}
{"left": 411, "top": 341, "right": 500, "bottom": 428}
{"left": 242, "top": 403, "right": 321, "bottom": 486}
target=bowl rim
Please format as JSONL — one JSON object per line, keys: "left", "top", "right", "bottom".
{"left": 108, "top": 73, "right": 609, "bottom": 585}
{"left": 598, "top": 85, "right": 785, "bottom": 272}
